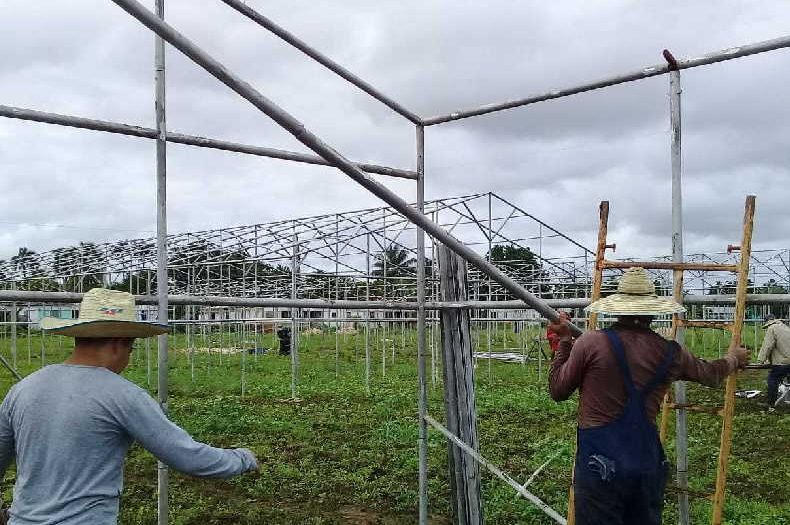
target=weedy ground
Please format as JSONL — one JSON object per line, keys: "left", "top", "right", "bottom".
{"left": 0, "top": 325, "right": 787, "bottom": 524}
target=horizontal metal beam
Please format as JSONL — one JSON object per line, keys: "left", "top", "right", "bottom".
{"left": 218, "top": 0, "right": 422, "bottom": 125}
{"left": 3, "top": 290, "right": 790, "bottom": 309}
{"left": 0, "top": 105, "right": 417, "bottom": 180}
{"left": 108, "top": 0, "right": 585, "bottom": 337}
{"left": 423, "top": 34, "right": 790, "bottom": 126}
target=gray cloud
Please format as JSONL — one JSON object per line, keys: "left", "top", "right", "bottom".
{"left": 1, "top": 0, "right": 789, "bottom": 270}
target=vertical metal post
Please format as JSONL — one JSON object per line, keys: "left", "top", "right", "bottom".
{"left": 416, "top": 124, "right": 429, "bottom": 525}
{"left": 487, "top": 192, "right": 493, "bottom": 380}
{"left": 335, "top": 215, "right": 340, "bottom": 377}
{"left": 146, "top": 271, "right": 152, "bottom": 386}
{"left": 154, "top": 1, "right": 169, "bottom": 522}
{"left": 290, "top": 236, "right": 300, "bottom": 399}
{"left": 668, "top": 62, "right": 690, "bottom": 525}
{"left": 382, "top": 210, "right": 387, "bottom": 377}
{"left": 365, "top": 232, "right": 371, "bottom": 394}
{"left": 10, "top": 289, "right": 17, "bottom": 371}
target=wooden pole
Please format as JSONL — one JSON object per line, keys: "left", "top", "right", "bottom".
{"left": 567, "top": 201, "right": 609, "bottom": 525}
{"left": 711, "top": 195, "right": 755, "bottom": 525}
{"left": 438, "top": 245, "right": 482, "bottom": 525}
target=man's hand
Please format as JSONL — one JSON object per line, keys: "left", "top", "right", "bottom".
{"left": 728, "top": 345, "right": 750, "bottom": 369}
{"left": 548, "top": 314, "right": 571, "bottom": 340}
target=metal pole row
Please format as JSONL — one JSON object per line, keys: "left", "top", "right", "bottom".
{"left": 107, "top": 0, "right": 583, "bottom": 337}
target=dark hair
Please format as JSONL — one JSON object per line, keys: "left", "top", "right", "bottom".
{"left": 615, "top": 316, "right": 654, "bottom": 329}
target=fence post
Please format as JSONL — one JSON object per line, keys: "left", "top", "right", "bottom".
{"left": 438, "top": 245, "right": 483, "bottom": 525}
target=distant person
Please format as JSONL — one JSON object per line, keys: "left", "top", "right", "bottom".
{"left": 0, "top": 289, "right": 258, "bottom": 525}
{"left": 757, "top": 314, "right": 790, "bottom": 411}
{"left": 546, "top": 311, "right": 571, "bottom": 353}
{"left": 549, "top": 267, "right": 748, "bottom": 525}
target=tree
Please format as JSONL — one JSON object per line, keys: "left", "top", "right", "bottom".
{"left": 10, "top": 247, "right": 41, "bottom": 278}
{"left": 479, "top": 244, "right": 544, "bottom": 299}
{"left": 372, "top": 245, "right": 416, "bottom": 277}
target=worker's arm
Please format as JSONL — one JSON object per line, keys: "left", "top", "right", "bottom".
{"left": 0, "top": 397, "right": 15, "bottom": 479}
{"left": 116, "top": 389, "right": 258, "bottom": 478}
{"left": 549, "top": 333, "right": 587, "bottom": 401}
{"left": 675, "top": 343, "right": 745, "bottom": 388}
{"left": 757, "top": 326, "right": 775, "bottom": 364}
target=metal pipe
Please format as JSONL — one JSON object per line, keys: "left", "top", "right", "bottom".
{"left": 668, "top": 60, "right": 690, "bottom": 525}
{"left": 154, "top": 1, "right": 169, "bottom": 522}
{"left": 423, "top": 34, "right": 790, "bottom": 126}
{"left": 4, "top": 290, "right": 790, "bottom": 309}
{"left": 424, "top": 414, "right": 567, "bottom": 525}
{"left": 0, "top": 105, "right": 416, "bottom": 180}
{"left": 290, "top": 237, "right": 299, "bottom": 399}
{"left": 415, "top": 124, "right": 428, "bottom": 525}
{"left": 217, "top": 0, "right": 422, "bottom": 125}
{"left": 107, "top": 0, "right": 583, "bottom": 336}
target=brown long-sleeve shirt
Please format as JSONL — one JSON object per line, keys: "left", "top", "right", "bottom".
{"left": 549, "top": 324, "right": 738, "bottom": 428}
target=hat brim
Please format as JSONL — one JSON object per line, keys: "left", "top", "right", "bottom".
{"left": 40, "top": 318, "right": 169, "bottom": 338}
{"left": 585, "top": 294, "right": 686, "bottom": 316}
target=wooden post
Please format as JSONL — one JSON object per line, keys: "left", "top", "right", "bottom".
{"left": 438, "top": 245, "right": 483, "bottom": 525}
{"left": 567, "top": 200, "right": 609, "bottom": 525}
{"left": 711, "top": 195, "right": 755, "bottom": 525}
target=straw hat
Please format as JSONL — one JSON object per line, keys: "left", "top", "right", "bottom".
{"left": 586, "top": 267, "right": 686, "bottom": 316}
{"left": 40, "top": 288, "right": 169, "bottom": 338}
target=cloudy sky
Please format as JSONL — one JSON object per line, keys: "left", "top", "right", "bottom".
{"left": 2, "top": 0, "right": 789, "bottom": 263}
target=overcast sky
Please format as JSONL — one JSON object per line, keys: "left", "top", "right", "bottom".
{"left": 2, "top": 0, "right": 789, "bottom": 263}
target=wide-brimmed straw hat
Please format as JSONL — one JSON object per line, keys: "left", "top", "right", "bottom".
{"left": 40, "top": 288, "right": 169, "bottom": 338}
{"left": 586, "top": 267, "right": 686, "bottom": 316}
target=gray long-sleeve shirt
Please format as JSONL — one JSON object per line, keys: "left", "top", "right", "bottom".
{"left": 0, "top": 364, "right": 258, "bottom": 525}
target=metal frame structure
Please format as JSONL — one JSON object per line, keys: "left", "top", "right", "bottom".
{"left": 2, "top": 2, "right": 790, "bottom": 523}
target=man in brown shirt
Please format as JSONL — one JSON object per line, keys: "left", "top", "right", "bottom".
{"left": 549, "top": 267, "right": 748, "bottom": 525}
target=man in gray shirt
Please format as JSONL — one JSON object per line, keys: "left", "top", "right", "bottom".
{"left": 0, "top": 289, "right": 258, "bottom": 524}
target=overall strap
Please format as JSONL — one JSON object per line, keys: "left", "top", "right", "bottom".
{"left": 603, "top": 329, "right": 636, "bottom": 396}
{"left": 642, "top": 339, "right": 677, "bottom": 395}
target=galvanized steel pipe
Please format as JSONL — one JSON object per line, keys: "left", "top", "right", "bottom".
{"left": 0, "top": 105, "right": 416, "bottom": 179}
{"left": 107, "top": 0, "right": 584, "bottom": 336}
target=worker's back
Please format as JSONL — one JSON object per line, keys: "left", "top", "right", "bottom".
{"left": 1, "top": 365, "right": 141, "bottom": 524}
{"left": 550, "top": 324, "right": 736, "bottom": 428}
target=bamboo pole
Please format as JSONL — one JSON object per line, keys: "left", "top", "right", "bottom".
{"left": 567, "top": 200, "right": 610, "bottom": 525}
{"left": 711, "top": 196, "right": 755, "bottom": 525}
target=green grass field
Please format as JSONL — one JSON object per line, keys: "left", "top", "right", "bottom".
{"left": 0, "top": 324, "right": 787, "bottom": 524}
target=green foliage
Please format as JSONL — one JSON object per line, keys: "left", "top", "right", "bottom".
{"left": 0, "top": 326, "right": 786, "bottom": 524}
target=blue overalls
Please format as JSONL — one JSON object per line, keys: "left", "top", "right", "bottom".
{"left": 573, "top": 329, "right": 676, "bottom": 525}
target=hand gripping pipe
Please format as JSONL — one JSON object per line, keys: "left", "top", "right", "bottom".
{"left": 108, "top": 0, "right": 584, "bottom": 337}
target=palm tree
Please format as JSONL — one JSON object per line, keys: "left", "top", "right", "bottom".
{"left": 372, "top": 245, "right": 416, "bottom": 277}
{"left": 10, "top": 247, "right": 40, "bottom": 279}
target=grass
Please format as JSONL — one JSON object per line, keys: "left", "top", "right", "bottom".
{"left": 0, "top": 324, "right": 787, "bottom": 524}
